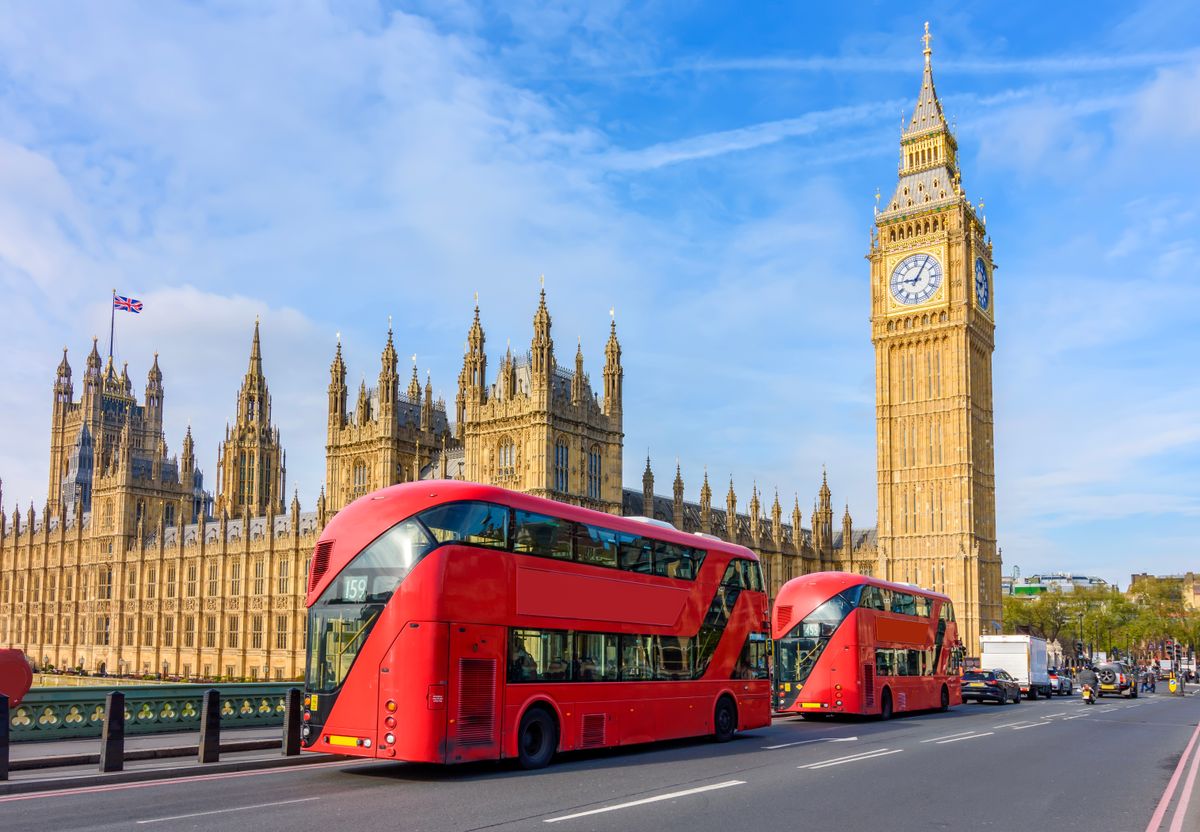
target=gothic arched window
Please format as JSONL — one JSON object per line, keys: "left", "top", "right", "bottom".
{"left": 587, "top": 445, "right": 602, "bottom": 500}
{"left": 352, "top": 459, "right": 368, "bottom": 498}
{"left": 498, "top": 437, "right": 515, "bottom": 479}
{"left": 554, "top": 438, "right": 569, "bottom": 493}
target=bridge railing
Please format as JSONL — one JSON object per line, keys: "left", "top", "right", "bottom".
{"left": 6, "top": 683, "right": 295, "bottom": 741}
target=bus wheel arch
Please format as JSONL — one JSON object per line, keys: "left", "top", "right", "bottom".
{"left": 515, "top": 702, "right": 559, "bottom": 770}
{"left": 713, "top": 693, "right": 738, "bottom": 742}
{"left": 878, "top": 687, "right": 893, "bottom": 720}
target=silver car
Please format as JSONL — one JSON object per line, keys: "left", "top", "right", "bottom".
{"left": 1048, "top": 668, "right": 1073, "bottom": 696}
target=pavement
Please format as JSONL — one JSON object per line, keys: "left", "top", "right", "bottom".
{"left": 0, "top": 690, "right": 1197, "bottom": 831}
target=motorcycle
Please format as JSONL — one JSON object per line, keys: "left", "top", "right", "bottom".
{"left": 1081, "top": 684, "right": 1096, "bottom": 705}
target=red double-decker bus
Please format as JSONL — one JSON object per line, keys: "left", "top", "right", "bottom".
{"left": 301, "top": 481, "right": 771, "bottom": 768}
{"left": 772, "top": 572, "right": 962, "bottom": 719}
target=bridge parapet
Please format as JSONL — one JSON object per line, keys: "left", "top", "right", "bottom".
{"left": 7, "top": 682, "right": 293, "bottom": 742}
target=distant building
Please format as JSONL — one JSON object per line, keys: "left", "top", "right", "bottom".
{"left": 1004, "top": 572, "right": 1110, "bottom": 596}
{"left": 1129, "top": 573, "right": 1200, "bottom": 610}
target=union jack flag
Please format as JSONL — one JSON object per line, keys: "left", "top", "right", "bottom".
{"left": 113, "top": 295, "right": 143, "bottom": 313}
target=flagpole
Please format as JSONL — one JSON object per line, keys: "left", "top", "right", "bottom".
{"left": 109, "top": 288, "right": 116, "bottom": 360}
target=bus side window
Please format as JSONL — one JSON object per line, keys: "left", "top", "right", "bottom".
{"left": 574, "top": 524, "right": 618, "bottom": 568}
{"left": 859, "top": 586, "right": 885, "bottom": 610}
{"left": 653, "top": 636, "right": 694, "bottom": 680}
{"left": 512, "top": 510, "right": 572, "bottom": 560}
{"left": 619, "top": 534, "right": 654, "bottom": 574}
{"left": 738, "top": 559, "right": 763, "bottom": 592}
{"left": 418, "top": 502, "right": 508, "bottom": 549}
{"left": 619, "top": 634, "right": 654, "bottom": 680}
{"left": 654, "top": 543, "right": 699, "bottom": 580}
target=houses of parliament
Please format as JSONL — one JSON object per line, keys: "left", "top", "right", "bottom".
{"left": 0, "top": 27, "right": 999, "bottom": 680}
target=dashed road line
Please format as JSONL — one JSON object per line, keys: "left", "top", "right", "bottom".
{"left": 935, "top": 732, "right": 994, "bottom": 744}
{"left": 544, "top": 781, "right": 746, "bottom": 824}
{"left": 799, "top": 749, "right": 903, "bottom": 770}
{"left": 921, "top": 731, "right": 978, "bottom": 743}
{"left": 136, "top": 797, "right": 320, "bottom": 825}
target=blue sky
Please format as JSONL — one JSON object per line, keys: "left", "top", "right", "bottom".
{"left": 0, "top": 2, "right": 1197, "bottom": 587}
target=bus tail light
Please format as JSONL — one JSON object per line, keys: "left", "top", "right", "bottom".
{"left": 385, "top": 733, "right": 396, "bottom": 745}
{"left": 385, "top": 716, "right": 396, "bottom": 729}
{"left": 385, "top": 700, "right": 397, "bottom": 713}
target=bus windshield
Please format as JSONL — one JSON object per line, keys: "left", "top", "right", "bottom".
{"left": 776, "top": 586, "right": 862, "bottom": 686}
{"left": 306, "top": 518, "right": 434, "bottom": 692}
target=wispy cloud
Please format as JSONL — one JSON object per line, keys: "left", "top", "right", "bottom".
{"left": 618, "top": 49, "right": 1200, "bottom": 79}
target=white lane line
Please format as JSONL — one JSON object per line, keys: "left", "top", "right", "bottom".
{"left": 936, "top": 732, "right": 994, "bottom": 744}
{"left": 544, "top": 781, "right": 745, "bottom": 824}
{"left": 993, "top": 722, "right": 1025, "bottom": 728}
{"left": 802, "top": 749, "right": 903, "bottom": 770}
{"left": 1062, "top": 714, "right": 1089, "bottom": 720}
{"left": 762, "top": 736, "right": 858, "bottom": 750}
{"left": 1013, "top": 722, "right": 1049, "bottom": 730}
{"left": 136, "top": 797, "right": 320, "bottom": 825}
{"left": 921, "top": 731, "right": 978, "bottom": 743}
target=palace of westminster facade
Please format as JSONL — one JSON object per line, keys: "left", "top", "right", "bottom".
{"left": 0, "top": 30, "right": 1000, "bottom": 680}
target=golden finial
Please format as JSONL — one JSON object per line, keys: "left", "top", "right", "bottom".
{"left": 335, "top": 330, "right": 341, "bottom": 344}
{"left": 473, "top": 291, "right": 479, "bottom": 305}
{"left": 609, "top": 306, "right": 615, "bottom": 320}
{"left": 411, "top": 353, "right": 417, "bottom": 365}
{"left": 539, "top": 274, "right": 545, "bottom": 289}
{"left": 387, "top": 314, "right": 392, "bottom": 332}
{"left": 923, "top": 22, "right": 932, "bottom": 63}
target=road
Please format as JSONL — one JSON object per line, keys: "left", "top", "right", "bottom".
{"left": 2, "top": 692, "right": 1198, "bottom": 832}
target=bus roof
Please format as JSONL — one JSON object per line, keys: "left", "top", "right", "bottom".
{"left": 310, "top": 481, "right": 760, "bottom": 602}
{"left": 774, "top": 570, "right": 951, "bottom": 610}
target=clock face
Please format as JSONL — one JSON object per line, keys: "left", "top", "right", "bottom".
{"left": 975, "top": 258, "right": 990, "bottom": 310}
{"left": 890, "top": 253, "right": 943, "bottom": 305}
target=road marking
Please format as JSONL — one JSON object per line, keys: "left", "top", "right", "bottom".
{"left": 762, "top": 737, "right": 857, "bottom": 749}
{"left": 799, "top": 749, "right": 902, "bottom": 769}
{"left": 1145, "top": 717, "right": 1200, "bottom": 832}
{"left": 0, "top": 758, "right": 364, "bottom": 804}
{"left": 1062, "top": 714, "right": 1089, "bottom": 720}
{"left": 993, "top": 722, "right": 1025, "bottom": 728}
{"left": 136, "top": 797, "right": 320, "bottom": 825}
{"left": 544, "top": 781, "right": 745, "bottom": 823}
{"left": 935, "top": 732, "right": 994, "bottom": 744}
{"left": 921, "top": 731, "right": 978, "bottom": 743}
{"left": 1012, "top": 721, "right": 1048, "bottom": 730}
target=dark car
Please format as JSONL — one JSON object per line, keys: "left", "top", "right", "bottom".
{"left": 961, "top": 669, "right": 1022, "bottom": 704}
{"left": 1097, "top": 662, "right": 1138, "bottom": 698}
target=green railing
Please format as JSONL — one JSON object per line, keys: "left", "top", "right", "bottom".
{"left": 8, "top": 683, "right": 295, "bottom": 742}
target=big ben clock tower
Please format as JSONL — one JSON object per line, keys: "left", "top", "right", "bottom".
{"left": 870, "top": 24, "right": 1000, "bottom": 655}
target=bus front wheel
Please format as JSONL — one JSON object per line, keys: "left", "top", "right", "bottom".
{"left": 879, "top": 689, "right": 893, "bottom": 721}
{"left": 517, "top": 706, "right": 558, "bottom": 770}
{"left": 713, "top": 696, "right": 737, "bottom": 742}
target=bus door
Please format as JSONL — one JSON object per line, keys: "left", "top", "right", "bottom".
{"left": 447, "top": 623, "right": 505, "bottom": 763}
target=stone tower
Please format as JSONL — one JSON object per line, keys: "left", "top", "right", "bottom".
{"left": 216, "top": 321, "right": 286, "bottom": 516}
{"left": 460, "top": 289, "right": 624, "bottom": 513}
{"left": 869, "top": 24, "right": 999, "bottom": 653}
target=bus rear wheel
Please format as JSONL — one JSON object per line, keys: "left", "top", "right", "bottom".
{"left": 713, "top": 696, "right": 737, "bottom": 742}
{"left": 938, "top": 685, "right": 949, "bottom": 712}
{"left": 879, "top": 689, "right": 893, "bottom": 721}
{"left": 517, "top": 706, "right": 558, "bottom": 770}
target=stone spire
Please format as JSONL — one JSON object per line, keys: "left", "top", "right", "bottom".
{"left": 672, "top": 463, "right": 684, "bottom": 528}
{"left": 772, "top": 490, "right": 783, "bottom": 543}
{"left": 842, "top": 504, "right": 854, "bottom": 556}
{"left": 464, "top": 296, "right": 487, "bottom": 403}
{"left": 726, "top": 478, "right": 737, "bottom": 538}
{"left": 531, "top": 280, "right": 555, "bottom": 389}
{"left": 792, "top": 496, "right": 803, "bottom": 549}
{"left": 379, "top": 319, "right": 398, "bottom": 416}
{"left": 603, "top": 309, "right": 622, "bottom": 417}
{"left": 641, "top": 454, "right": 654, "bottom": 517}
{"left": 572, "top": 338, "right": 585, "bottom": 405}
{"left": 421, "top": 372, "right": 433, "bottom": 431}
{"left": 749, "top": 484, "right": 761, "bottom": 540}
{"left": 905, "top": 22, "right": 948, "bottom": 138}
{"left": 329, "top": 334, "right": 347, "bottom": 428}
{"left": 407, "top": 358, "right": 421, "bottom": 402}
{"left": 699, "top": 469, "right": 712, "bottom": 533}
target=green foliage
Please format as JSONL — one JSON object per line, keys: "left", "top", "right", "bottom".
{"left": 1003, "top": 580, "right": 1200, "bottom": 660}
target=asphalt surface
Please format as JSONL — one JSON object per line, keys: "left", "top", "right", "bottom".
{"left": 2, "top": 690, "right": 1198, "bottom": 832}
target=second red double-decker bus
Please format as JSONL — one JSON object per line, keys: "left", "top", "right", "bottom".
{"left": 302, "top": 481, "right": 771, "bottom": 768}
{"left": 772, "top": 572, "right": 962, "bottom": 718}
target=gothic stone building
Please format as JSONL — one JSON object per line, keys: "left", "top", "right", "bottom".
{"left": 0, "top": 27, "right": 1003, "bottom": 676}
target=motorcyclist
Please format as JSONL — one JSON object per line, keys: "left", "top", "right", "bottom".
{"left": 1077, "top": 664, "right": 1099, "bottom": 697}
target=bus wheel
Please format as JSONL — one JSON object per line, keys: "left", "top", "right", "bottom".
{"left": 938, "top": 685, "right": 949, "bottom": 712}
{"left": 517, "top": 706, "right": 558, "bottom": 770}
{"left": 879, "top": 689, "right": 893, "bottom": 721}
{"left": 713, "top": 696, "right": 737, "bottom": 742}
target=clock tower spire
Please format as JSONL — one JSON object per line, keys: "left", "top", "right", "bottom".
{"left": 869, "top": 23, "right": 999, "bottom": 656}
